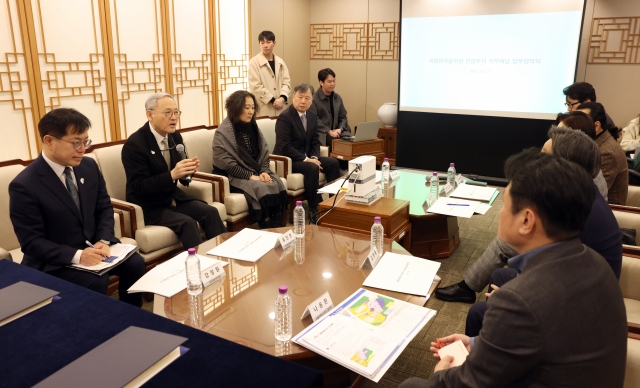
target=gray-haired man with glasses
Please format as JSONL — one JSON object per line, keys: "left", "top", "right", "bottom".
{"left": 9, "top": 107, "right": 145, "bottom": 306}
{"left": 121, "top": 93, "right": 226, "bottom": 249}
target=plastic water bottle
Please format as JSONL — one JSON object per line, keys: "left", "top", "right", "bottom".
{"left": 447, "top": 163, "right": 457, "bottom": 188}
{"left": 430, "top": 172, "right": 439, "bottom": 197}
{"left": 370, "top": 216, "right": 384, "bottom": 259}
{"left": 186, "top": 248, "right": 202, "bottom": 294}
{"left": 293, "top": 200, "right": 305, "bottom": 237}
{"left": 274, "top": 285, "right": 293, "bottom": 341}
{"left": 381, "top": 158, "right": 390, "bottom": 188}
{"left": 185, "top": 248, "right": 203, "bottom": 324}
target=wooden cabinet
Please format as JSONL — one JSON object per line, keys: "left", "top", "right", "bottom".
{"left": 377, "top": 126, "right": 397, "bottom": 165}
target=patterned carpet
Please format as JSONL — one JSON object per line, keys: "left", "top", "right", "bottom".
{"left": 111, "top": 188, "right": 504, "bottom": 387}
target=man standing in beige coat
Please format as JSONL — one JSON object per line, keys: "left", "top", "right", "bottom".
{"left": 249, "top": 31, "right": 291, "bottom": 117}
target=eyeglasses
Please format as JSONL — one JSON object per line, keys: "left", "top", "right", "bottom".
{"left": 151, "top": 110, "right": 182, "bottom": 118}
{"left": 53, "top": 137, "right": 92, "bottom": 150}
{"left": 564, "top": 101, "right": 581, "bottom": 109}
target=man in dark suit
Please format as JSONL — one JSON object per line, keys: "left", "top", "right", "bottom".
{"left": 309, "top": 68, "right": 351, "bottom": 150}
{"left": 9, "top": 108, "right": 145, "bottom": 306}
{"left": 400, "top": 149, "right": 627, "bottom": 388}
{"left": 121, "top": 93, "right": 226, "bottom": 249}
{"left": 273, "top": 84, "right": 341, "bottom": 221}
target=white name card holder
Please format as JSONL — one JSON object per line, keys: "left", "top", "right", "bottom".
{"left": 301, "top": 291, "right": 334, "bottom": 322}
{"left": 389, "top": 170, "right": 400, "bottom": 182}
{"left": 361, "top": 247, "right": 381, "bottom": 269}
{"left": 201, "top": 261, "right": 226, "bottom": 288}
{"left": 276, "top": 230, "right": 296, "bottom": 250}
{"left": 426, "top": 193, "right": 437, "bottom": 208}
{"left": 455, "top": 174, "right": 464, "bottom": 186}
{"left": 443, "top": 183, "right": 454, "bottom": 196}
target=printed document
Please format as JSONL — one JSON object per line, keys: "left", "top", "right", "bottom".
{"left": 363, "top": 252, "right": 440, "bottom": 296}
{"left": 427, "top": 197, "right": 480, "bottom": 218}
{"left": 128, "top": 251, "right": 228, "bottom": 297}
{"left": 450, "top": 184, "right": 497, "bottom": 202}
{"left": 206, "top": 228, "right": 281, "bottom": 262}
{"left": 294, "top": 288, "right": 436, "bottom": 382}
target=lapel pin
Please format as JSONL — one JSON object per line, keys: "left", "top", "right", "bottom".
{"left": 80, "top": 178, "right": 84, "bottom": 184}
{"left": 151, "top": 150, "right": 156, "bottom": 155}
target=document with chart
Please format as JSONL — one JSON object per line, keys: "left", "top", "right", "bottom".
{"left": 293, "top": 288, "right": 436, "bottom": 382}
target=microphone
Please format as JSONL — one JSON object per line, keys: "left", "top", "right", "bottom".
{"left": 175, "top": 144, "right": 192, "bottom": 182}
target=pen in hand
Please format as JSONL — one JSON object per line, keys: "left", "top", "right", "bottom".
{"left": 85, "top": 240, "right": 108, "bottom": 260}
{"left": 436, "top": 338, "right": 444, "bottom": 349}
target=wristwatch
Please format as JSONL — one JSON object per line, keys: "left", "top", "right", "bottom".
{"left": 100, "top": 239, "right": 111, "bottom": 246}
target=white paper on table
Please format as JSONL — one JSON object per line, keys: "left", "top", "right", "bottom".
{"left": 474, "top": 203, "right": 492, "bottom": 215}
{"left": 375, "top": 170, "right": 381, "bottom": 182}
{"left": 294, "top": 288, "right": 437, "bottom": 382}
{"left": 438, "top": 340, "right": 469, "bottom": 367}
{"left": 127, "top": 251, "right": 228, "bottom": 297}
{"left": 427, "top": 197, "right": 480, "bottom": 218}
{"left": 318, "top": 178, "right": 349, "bottom": 194}
{"left": 450, "top": 184, "right": 497, "bottom": 202}
{"left": 206, "top": 228, "right": 281, "bottom": 262}
{"left": 363, "top": 252, "right": 440, "bottom": 297}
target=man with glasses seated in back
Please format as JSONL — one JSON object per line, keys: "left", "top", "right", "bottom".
{"left": 562, "top": 82, "right": 615, "bottom": 127}
{"left": 122, "top": 93, "right": 226, "bottom": 250}
{"left": 9, "top": 108, "right": 145, "bottom": 306}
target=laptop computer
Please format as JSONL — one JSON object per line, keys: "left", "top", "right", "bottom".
{"left": 341, "top": 121, "right": 380, "bottom": 142}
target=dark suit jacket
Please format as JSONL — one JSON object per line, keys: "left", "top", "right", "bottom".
{"left": 581, "top": 185, "right": 622, "bottom": 278}
{"left": 9, "top": 155, "right": 118, "bottom": 273}
{"left": 121, "top": 122, "right": 196, "bottom": 224}
{"left": 273, "top": 105, "right": 322, "bottom": 162}
{"left": 310, "top": 88, "right": 351, "bottom": 146}
{"left": 427, "top": 239, "right": 627, "bottom": 387}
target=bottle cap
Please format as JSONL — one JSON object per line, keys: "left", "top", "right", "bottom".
{"left": 384, "top": 157, "right": 389, "bottom": 161}
{"left": 187, "top": 248, "right": 196, "bottom": 255}
{"left": 450, "top": 163, "right": 455, "bottom": 167}
{"left": 278, "top": 285, "right": 288, "bottom": 294}
{"left": 296, "top": 201, "right": 302, "bottom": 206}
{"left": 433, "top": 172, "right": 438, "bottom": 176}
{"left": 374, "top": 216, "right": 381, "bottom": 222}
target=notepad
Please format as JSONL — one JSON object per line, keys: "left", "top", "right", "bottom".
{"left": 438, "top": 340, "right": 469, "bottom": 367}
{"left": 35, "top": 326, "right": 188, "bottom": 388}
{"left": 69, "top": 243, "right": 139, "bottom": 275}
{"left": 363, "top": 252, "right": 441, "bottom": 296}
{"left": 0, "top": 281, "right": 59, "bottom": 327}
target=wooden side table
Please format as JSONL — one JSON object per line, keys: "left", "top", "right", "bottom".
{"left": 377, "top": 125, "right": 397, "bottom": 166}
{"left": 330, "top": 138, "right": 386, "bottom": 165}
{"left": 317, "top": 193, "right": 412, "bottom": 251}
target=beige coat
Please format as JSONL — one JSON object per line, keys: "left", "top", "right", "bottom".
{"left": 248, "top": 52, "right": 291, "bottom": 117}
{"left": 619, "top": 117, "right": 640, "bottom": 151}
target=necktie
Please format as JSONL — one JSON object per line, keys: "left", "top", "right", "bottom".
{"left": 64, "top": 167, "right": 80, "bottom": 210}
{"left": 301, "top": 114, "right": 307, "bottom": 131}
{"left": 161, "top": 138, "right": 171, "bottom": 169}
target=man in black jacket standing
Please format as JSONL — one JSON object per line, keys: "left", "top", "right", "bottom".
{"left": 122, "top": 93, "right": 226, "bottom": 249}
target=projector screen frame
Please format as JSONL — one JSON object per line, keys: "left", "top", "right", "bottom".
{"left": 395, "top": 0, "right": 588, "bottom": 178}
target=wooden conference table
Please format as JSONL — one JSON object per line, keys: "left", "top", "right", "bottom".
{"left": 156, "top": 225, "right": 440, "bottom": 387}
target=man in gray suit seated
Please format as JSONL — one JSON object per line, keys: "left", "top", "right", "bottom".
{"left": 310, "top": 68, "right": 351, "bottom": 152}
{"left": 400, "top": 149, "right": 627, "bottom": 387}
